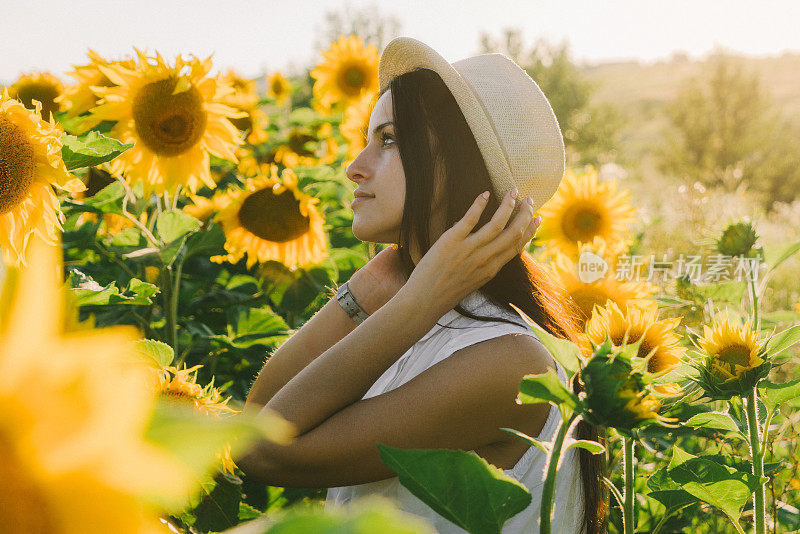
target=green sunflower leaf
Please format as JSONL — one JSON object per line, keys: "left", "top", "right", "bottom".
{"left": 376, "top": 444, "right": 531, "bottom": 534}
{"left": 684, "top": 412, "right": 744, "bottom": 436}
{"left": 760, "top": 378, "right": 800, "bottom": 414}
{"left": 134, "top": 339, "right": 175, "bottom": 368}
{"left": 517, "top": 368, "right": 580, "bottom": 411}
{"left": 665, "top": 445, "right": 752, "bottom": 521}
{"left": 60, "top": 131, "right": 133, "bottom": 171}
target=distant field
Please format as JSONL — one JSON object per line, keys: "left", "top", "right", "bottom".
{"left": 577, "top": 52, "right": 800, "bottom": 163}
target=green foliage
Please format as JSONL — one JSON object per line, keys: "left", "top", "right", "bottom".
{"left": 135, "top": 339, "right": 175, "bottom": 368}
{"left": 221, "top": 496, "right": 435, "bottom": 533}
{"left": 683, "top": 412, "right": 744, "bottom": 436}
{"left": 193, "top": 472, "right": 244, "bottom": 532}
{"left": 69, "top": 270, "right": 159, "bottom": 306}
{"left": 60, "top": 130, "right": 133, "bottom": 171}
{"left": 517, "top": 368, "right": 581, "bottom": 411}
{"left": 376, "top": 443, "right": 532, "bottom": 534}
{"left": 663, "top": 445, "right": 759, "bottom": 521}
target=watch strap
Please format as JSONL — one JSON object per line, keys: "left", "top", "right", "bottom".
{"left": 335, "top": 281, "right": 370, "bottom": 324}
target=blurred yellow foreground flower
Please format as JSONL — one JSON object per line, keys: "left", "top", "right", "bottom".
{"left": 0, "top": 90, "right": 84, "bottom": 266}
{"left": 0, "top": 235, "right": 192, "bottom": 533}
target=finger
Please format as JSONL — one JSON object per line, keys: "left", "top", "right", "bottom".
{"left": 486, "top": 196, "right": 536, "bottom": 262}
{"left": 452, "top": 191, "right": 491, "bottom": 239}
{"left": 525, "top": 213, "right": 542, "bottom": 245}
{"left": 467, "top": 187, "right": 517, "bottom": 246}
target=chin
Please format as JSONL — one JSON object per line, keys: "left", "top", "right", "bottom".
{"left": 351, "top": 220, "right": 397, "bottom": 244}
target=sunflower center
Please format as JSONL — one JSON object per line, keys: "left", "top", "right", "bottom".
{"left": 0, "top": 116, "right": 36, "bottom": 215}
{"left": 271, "top": 79, "right": 285, "bottom": 95}
{"left": 717, "top": 344, "right": 751, "bottom": 368}
{"left": 0, "top": 431, "right": 56, "bottom": 532}
{"left": 338, "top": 64, "right": 368, "bottom": 96}
{"left": 16, "top": 83, "right": 61, "bottom": 120}
{"left": 238, "top": 188, "right": 310, "bottom": 243}
{"left": 132, "top": 78, "right": 207, "bottom": 157}
{"left": 562, "top": 202, "right": 606, "bottom": 243}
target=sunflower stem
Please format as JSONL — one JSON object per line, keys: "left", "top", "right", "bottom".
{"left": 746, "top": 387, "right": 766, "bottom": 534}
{"left": 749, "top": 277, "right": 760, "bottom": 329}
{"left": 160, "top": 266, "right": 179, "bottom": 356}
{"left": 540, "top": 410, "right": 578, "bottom": 534}
{"left": 623, "top": 435, "right": 635, "bottom": 534}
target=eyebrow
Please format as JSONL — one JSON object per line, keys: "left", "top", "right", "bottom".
{"left": 371, "top": 121, "right": 394, "bottom": 137}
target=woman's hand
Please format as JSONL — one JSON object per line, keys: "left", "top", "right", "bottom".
{"left": 346, "top": 245, "right": 408, "bottom": 315}
{"left": 405, "top": 189, "right": 541, "bottom": 315}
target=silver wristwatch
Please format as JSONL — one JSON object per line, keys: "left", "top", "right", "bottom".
{"left": 335, "top": 280, "right": 370, "bottom": 324}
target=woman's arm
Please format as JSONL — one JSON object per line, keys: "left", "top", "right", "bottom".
{"left": 244, "top": 247, "right": 407, "bottom": 411}
{"left": 255, "top": 279, "right": 444, "bottom": 436}
{"left": 238, "top": 190, "right": 539, "bottom": 481}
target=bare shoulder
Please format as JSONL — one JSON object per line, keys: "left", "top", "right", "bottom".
{"left": 451, "top": 328, "right": 557, "bottom": 376}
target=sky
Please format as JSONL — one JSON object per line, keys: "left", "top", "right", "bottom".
{"left": 2, "top": 0, "right": 799, "bottom": 82}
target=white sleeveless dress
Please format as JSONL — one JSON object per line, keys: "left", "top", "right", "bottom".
{"left": 325, "top": 289, "right": 584, "bottom": 533}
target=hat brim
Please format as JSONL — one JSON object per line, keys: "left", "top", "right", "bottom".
{"left": 378, "top": 37, "right": 517, "bottom": 208}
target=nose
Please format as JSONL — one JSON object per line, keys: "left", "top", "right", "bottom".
{"left": 345, "top": 149, "right": 369, "bottom": 184}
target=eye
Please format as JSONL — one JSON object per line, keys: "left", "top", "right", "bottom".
{"left": 380, "top": 131, "right": 395, "bottom": 148}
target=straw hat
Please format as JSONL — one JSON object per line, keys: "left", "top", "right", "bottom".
{"left": 378, "top": 36, "right": 565, "bottom": 214}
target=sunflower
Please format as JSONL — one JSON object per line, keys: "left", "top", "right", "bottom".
{"left": 616, "top": 385, "right": 662, "bottom": 421}
{"left": 7, "top": 72, "right": 64, "bottom": 121}
{"left": 154, "top": 364, "right": 238, "bottom": 475}
{"left": 182, "top": 190, "right": 229, "bottom": 223}
{"left": 0, "top": 90, "right": 85, "bottom": 266}
{"left": 697, "top": 316, "right": 764, "bottom": 381}
{"left": 536, "top": 165, "right": 636, "bottom": 260}
{"left": 56, "top": 50, "right": 136, "bottom": 132}
{"left": 547, "top": 252, "right": 658, "bottom": 330}
{"left": 219, "top": 69, "right": 269, "bottom": 145}
{"left": 211, "top": 165, "right": 328, "bottom": 269}
{"left": 235, "top": 145, "right": 270, "bottom": 178}
{"left": 340, "top": 93, "right": 377, "bottom": 163}
{"left": 87, "top": 48, "right": 244, "bottom": 196}
{"left": 0, "top": 234, "right": 193, "bottom": 532}
{"left": 310, "top": 34, "right": 379, "bottom": 113}
{"left": 266, "top": 71, "right": 291, "bottom": 104}
{"left": 272, "top": 123, "right": 339, "bottom": 168}
{"left": 795, "top": 296, "right": 800, "bottom": 314}
{"left": 585, "top": 301, "right": 685, "bottom": 394}
{"left": 581, "top": 342, "right": 678, "bottom": 433}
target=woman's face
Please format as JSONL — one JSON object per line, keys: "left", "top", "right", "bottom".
{"left": 345, "top": 89, "right": 446, "bottom": 256}
{"left": 345, "top": 90, "right": 406, "bottom": 245}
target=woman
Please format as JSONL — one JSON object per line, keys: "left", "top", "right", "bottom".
{"left": 240, "top": 37, "right": 606, "bottom": 533}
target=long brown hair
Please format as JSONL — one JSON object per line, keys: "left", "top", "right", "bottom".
{"left": 384, "top": 68, "right": 608, "bottom": 533}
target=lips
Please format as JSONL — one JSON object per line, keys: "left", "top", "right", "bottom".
{"left": 351, "top": 196, "right": 372, "bottom": 208}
